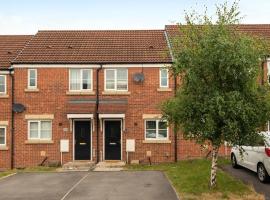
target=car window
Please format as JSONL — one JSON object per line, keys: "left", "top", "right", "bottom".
{"left": 265, "top": 136, "right": 270, "bottom": 147}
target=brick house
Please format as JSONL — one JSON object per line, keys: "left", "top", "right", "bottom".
{"left": 0, "top": 25, "right": 269, "bottom": 170}
{"left": 0, "top": 35, "right": 33, "bottom": 169}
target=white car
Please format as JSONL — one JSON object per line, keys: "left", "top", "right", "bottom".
{"left": 231, "top": 132, "right": 270, "bottom": 183}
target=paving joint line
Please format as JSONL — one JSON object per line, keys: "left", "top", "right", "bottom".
{"left": 60, "top": 172, "right": 90, "bottom": 200}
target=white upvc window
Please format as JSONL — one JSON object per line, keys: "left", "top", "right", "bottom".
{"left": 160, "top": 68, "right": 169, "bottom": 88}
{"left": 28, "top": 69, "right": 37, "bottom": 89}
{"left": 267, "top": 61, "right": 270, "bottom": 84}
{"left": 0, "top": 75, "right": 6, "bottom": 94}
{"left": 28, "top": 120, "right": 52, "bottom": 140}
{"left": 145, "top": 119, "right": 168, "bottom": 140}
{"left": 105, "top": 69, "right": 128, "bottom": 91}
{"left": 69, "top": 69, "right": 92, "bottom": 91}
{"left": 0, "top": 126, "right": 6, "bottom": 146}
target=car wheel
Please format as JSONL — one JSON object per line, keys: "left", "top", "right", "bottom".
{"left": 257, "top": 163, "right": 270, "bottom": 183}
{"left": 231, "top": 153, "right": 238, "bottom": 168}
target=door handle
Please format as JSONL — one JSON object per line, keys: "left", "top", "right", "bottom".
{"left": 80, "top": 142, "right": 87, "bottom": 145}
{"left": 109, "top": 142, "right": 117, "bottom": 145}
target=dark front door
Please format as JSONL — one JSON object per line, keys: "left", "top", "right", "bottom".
{"left": 75, "top": 121, "right": 91, "bottom": 160}
{"left": 105, "top": 120, "right": 121, "bottom": 160}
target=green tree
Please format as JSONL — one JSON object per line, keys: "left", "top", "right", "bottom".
{"left": 162, "top": 1, "right": 270, "bottom": 188}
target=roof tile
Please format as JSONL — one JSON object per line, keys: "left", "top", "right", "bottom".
{"left": 0, "top": 35, "right": 33, "bottom": 68}
{"left": 165, "top": 24, "right": 270, "bottom": 39}
{"left": 13, "top": 30, "right": 172, "bottom": 64}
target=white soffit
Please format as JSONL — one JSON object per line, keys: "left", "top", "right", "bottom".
{"left": 12, "top": 64, "right": 172, "bottom": 68}
{"left": 103, "top": 64, "right": 172, "bottom": 68}
{"left": 12, "top": 64, "right": 100, "bottom": 68}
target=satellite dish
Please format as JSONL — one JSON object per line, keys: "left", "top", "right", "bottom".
{"left": 12, "top": 104, "right": 26, "bottom": 113}
{"left": 133, "top": 73, "right": 145, "bottom": 83}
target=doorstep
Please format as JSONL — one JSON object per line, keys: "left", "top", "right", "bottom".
{"left": 59, "top": 161, "right": 95, "bottom": 172}
{"left": 93, "top": 161, "right": 126, "bottom": 172}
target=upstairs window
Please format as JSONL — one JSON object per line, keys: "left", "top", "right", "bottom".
{"left": 28, "top": 120, "right": 52, "bottom": 140}
{"left": 69, "top": 69, "right": 92, "bottom": 91}
{"left": 0, "top": 126, "right": 6, "bottom": 145}
{"left": 145, "top": 120, "right": 168, "bottom": 140}
{"left": 160, "top": 68, "right": 169, "bottom": 88}
{"left": 105, "top": 69, "right": 128, "bottom": 91}
{"left": 28, "top": 69, "right": 37, "bottom": 89}
{"left": 0, "top": 75, "right": 6, "bottom": 94}
{"left": 267, "top": 61, "right": 270, "bottom": 84}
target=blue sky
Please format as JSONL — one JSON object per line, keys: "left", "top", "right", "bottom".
{"left": 0, "top": 0, "right": 269, "bottom": 34}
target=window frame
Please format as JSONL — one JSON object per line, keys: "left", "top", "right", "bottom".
{"left": 28, "top": 120, "right": 52, "bottom": 140}
{"left": 69, "top": 69, "right": 93, "bottom": 92}
{"left": 159, "top": 68, "right": 169, "bottom": 88}
{"left": 0, "top": 75, "right": 7, "bottom": 94}
{"left": 145, "top": 119, "right": 169, "bottom": 140}
{"left": 28, "top": 69, "right": 37, "bottom": 89}
{"left": 104, "top": 68, "right": 128, "bottom": 91}
{"left": 0, "top": 126, "right": 6, "bottom": 146}
{"left": 267, "top": 61, "right": 270, "bottom": 85}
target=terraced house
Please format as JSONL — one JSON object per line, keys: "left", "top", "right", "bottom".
{"left": 0, "top": 25, "right": 269, "bottom": 170}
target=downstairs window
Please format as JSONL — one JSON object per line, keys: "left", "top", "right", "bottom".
{"left": 28, "top": 120, "right": 52, "bottom": 140}
{"left": 145, "top": 120, "right": 168, "bottom": 140}
{"left": 0, "top": 127, "right": 6, "bottom": 145}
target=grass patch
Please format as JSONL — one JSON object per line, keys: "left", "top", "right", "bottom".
{"left": 16, "top": 166, "right": 58, "bottom": 172}
{"left": 0, "top": 171, "right": 15, "bottom": 179}
{"left": 126, "top": 158, "right": 262, "bottom": 200}
{"left": 0, "top": 166, "right": 58, "bottom": 178}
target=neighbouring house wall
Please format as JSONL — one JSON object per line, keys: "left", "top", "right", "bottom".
{"left": 178, "top": 135, "right": 231, "bottom": 160}
{"left": 0, "top": 74, "right": 12, "bottom": 170}
{"left": 13, "top": 68, "right": 73, "bottom": 167}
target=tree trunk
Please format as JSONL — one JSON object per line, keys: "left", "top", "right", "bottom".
{"left": 210, "top": 145, "right": 219, "bottom": 188}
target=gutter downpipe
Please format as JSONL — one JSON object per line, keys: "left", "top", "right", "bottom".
{"left": 9, "top": 67, "right": 15, "bottom": 169}
{"left": 96, "top": 65, "right": 102, "bottom": 163}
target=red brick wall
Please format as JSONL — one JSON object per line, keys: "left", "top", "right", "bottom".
{"left": 1, "top": 61, "right": 266, "bottom": 169}
{"left": 178, "top": 136, "right": 231, "bottom": 160}
{"left": 10, "top": 67, "right": 176, "bottom": 168}
{"left": 0, "top": 74, "right": 11, "bottom": 170}
{"left": 14, "top": 68, "right": 72, "bottom": 167}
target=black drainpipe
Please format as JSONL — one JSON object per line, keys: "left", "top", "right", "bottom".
{"left": 173, "top": 75, "right": 178, "bottom": 162}
{"left": 96, "top": 65, "right": 102, "bottom": 163}
{"left": 9, "top": 68, "right": 15, "bottom": 169}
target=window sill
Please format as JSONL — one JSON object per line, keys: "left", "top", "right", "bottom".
{"left": 25, "top": 88, "right": 39, "bottom": 93}
{"left": 0, "top": 95, "right": 9, "bottom": 98}
{"left": 66, "top": 91, "right": 95, "bottom": 96}
{"left": 102, "top": 91, "right": 131, "bottom": 95}
{"left": 0, "top": 146, "right": 8, "bottom": 151}
{"left": 143, "top": 140, "right": 171, "bottom": 144}
{"left": 157, "top": 88, "right": 172, "bottom": 92}
{"left": 25, "top": 140, "right": 54, "bottom": 144}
